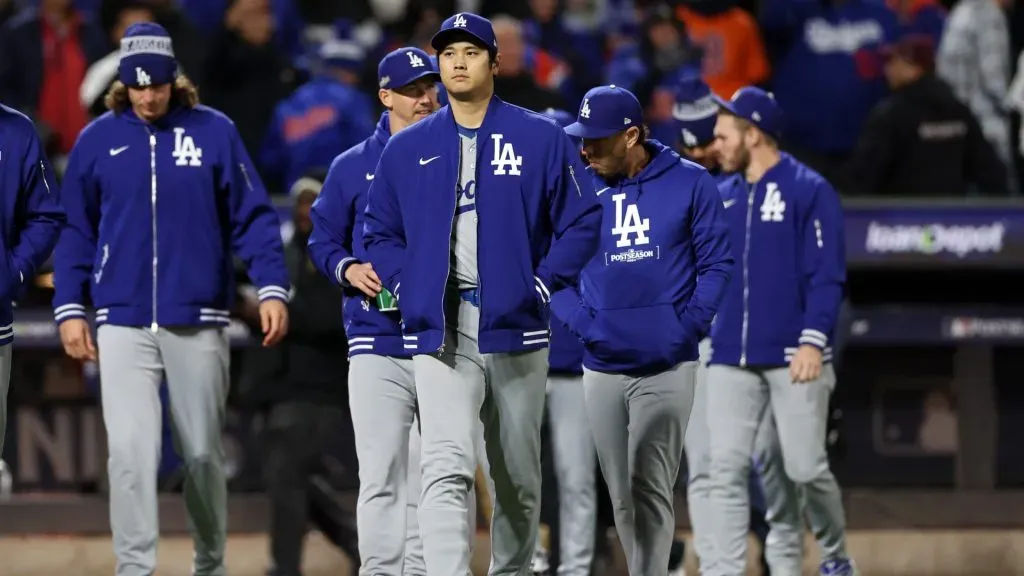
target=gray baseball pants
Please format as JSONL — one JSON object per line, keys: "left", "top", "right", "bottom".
{"left": 584, "top": 361, "right": 697, "bottom": 576}
{"left": 707, "top": 364, "right": 848, "bottom": 576}
{"left": 543, "top": 375, "right": 597, "bottom": 576}
{"left": 0, "top": 343, "right": 12, "bottom": 458}
{"left": 97, "top": 325, "right": 229, "bottom": 576}
{"left": 348, "top": 354, "right": 426, "bottom": 575}
{"left": 413, "top": 296, "right": 548, "bottom": 576}
{"left": 407, "top": 408, "right": 486, "bottom": 553}
{"left": 685, "top": 341, "right": 803, "bottom": 574}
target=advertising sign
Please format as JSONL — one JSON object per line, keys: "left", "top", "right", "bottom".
{"left": 845, "top": 205, "right": 1024, "bottom": 268}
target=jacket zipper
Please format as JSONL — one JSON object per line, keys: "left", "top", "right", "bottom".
{"left": 473, "top": 138, "right": 483, "bottom": 319}
{"left": 740, "top": 184, "right": 755, "bottom": 366}
{"left": 437, "top": 151, "right": 460, "bottom": 353}
{"left": 149, "top": 133, "right": 159, "bottom": 333}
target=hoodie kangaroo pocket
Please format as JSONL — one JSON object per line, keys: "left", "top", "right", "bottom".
{"left": 587, "top": 304, "right": 688, "bottom": 367}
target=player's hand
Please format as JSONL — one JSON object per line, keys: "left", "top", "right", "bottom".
{"left": 344, "top": 262, "right": 382, "bottom": 298}
{"left": 259, "top": 299, "right": 289, "bottom": 347}
{"left": 789, "top": 344, "right": 823, "bottom": 383}
{"left": 59, "top": 318, "right": 97, "bottom": 361}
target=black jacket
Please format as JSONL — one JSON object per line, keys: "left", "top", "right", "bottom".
{"left": 848, "top": 75, "right": 1008, "bottom": 196}
{"left": 240, "top": 234, "right": 348, "bottom": 408}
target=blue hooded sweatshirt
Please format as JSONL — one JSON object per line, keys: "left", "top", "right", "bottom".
{"left": 550, "top": 142, "right": 734, "bottom": 375}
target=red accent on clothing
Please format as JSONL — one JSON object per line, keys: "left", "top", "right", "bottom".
{"left": 38, "top": 14, "right": 89, "bottom": 155}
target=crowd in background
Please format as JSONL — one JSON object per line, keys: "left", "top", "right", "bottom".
{"left": 3, "top": 0, "right": 1024, "bottom": 199}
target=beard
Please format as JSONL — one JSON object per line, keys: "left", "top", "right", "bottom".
{"left": 730, "top": 145, "right": 751, "bottom": 174}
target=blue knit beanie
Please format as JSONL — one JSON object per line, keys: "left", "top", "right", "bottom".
{"left": 118, "top": 22, "right": 178, "bottom": 88}
{"left": 672, "top": 75, "right": 719, "bottom": 148}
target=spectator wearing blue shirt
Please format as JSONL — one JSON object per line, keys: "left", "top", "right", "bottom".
{"left": 261, "top": 33, "right": 375, "bottom": 194}
{"left": 760, "top": 0, "right": 900, "bottom": 190}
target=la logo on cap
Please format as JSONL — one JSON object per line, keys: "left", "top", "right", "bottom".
{"left": 406, "top": 51, "right": 424, "bottom": 67}
{"left": 453, "top": 14, "right": 468, "bottom": 27}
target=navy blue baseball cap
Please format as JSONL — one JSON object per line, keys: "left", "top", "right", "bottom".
{"left": 672, "top": 75, "right": 719, "bottom": 148}
{"left": 714, "top": 86, "right": 784, "bottom": 140}
{"left": 431, "top": 12, "right": 498, "bottom": 54}
{"left": 564, "top": 85, "right": 644, "bottom": 140}
{"left": 378, "top": 47, "right": 439, "bottom": 89}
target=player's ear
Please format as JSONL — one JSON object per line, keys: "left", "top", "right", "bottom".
{"left": 492, "top": 52, "right": 501, "bottom": 76}
{"left": 625, "top": 126, "right": 642, "bottom": 148}
{"left": 378, "top": 88, "right": 392, "bottom": 110}
{"left": 749, "top": 127, "right": 766, "bottom": 148}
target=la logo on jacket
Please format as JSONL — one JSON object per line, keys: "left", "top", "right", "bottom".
{"left": 760, "top": 182, "right": 786, "bottom": 222}
{"left": 173, "top": 127, "right": 203, "bottom": 167}
{"left": 490, "top": 134, "right": 522, "bottom": 176}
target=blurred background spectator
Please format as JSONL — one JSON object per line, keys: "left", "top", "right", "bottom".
{"left": 848, "top": 34, "right": 1007, "bottom": 196}
{"left": 259, "top": 32, "right": 375, "bottom": 193}
{"left": 491, "top": 14, "right": 568, "bottom": 111}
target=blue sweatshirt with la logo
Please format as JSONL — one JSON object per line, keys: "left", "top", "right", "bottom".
{"left": 550, "top": 141, "right": 734, "bottom": 375}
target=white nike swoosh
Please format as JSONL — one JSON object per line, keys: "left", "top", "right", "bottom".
{"left": 365, "top": 173, "right": 374, "bottom": 181}
{"left": 419, "top": 155, "right": 441, "bottom": 166}
{"left": 596, "top": 186, "right": 611, "bottom": 195}
{"left": 109, "top": 146, "right": 130, "bottom": 156}
{"left": 723, "top": 198, "right": 737, "bottom": 209}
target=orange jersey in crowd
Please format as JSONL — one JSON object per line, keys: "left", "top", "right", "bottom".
{"left": 676, "top": 5, "right": 771, "bottom": 98}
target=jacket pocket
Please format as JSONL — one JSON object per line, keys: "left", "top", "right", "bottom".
{"left": 586, "top": 304, "right": 691, "bottom": 367}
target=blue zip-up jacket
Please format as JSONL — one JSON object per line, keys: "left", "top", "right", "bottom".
{"left": 53, "top": 104, "right": 290, "bottom": 329}
{"left": 550, "top": 142, "right": 734, "bottom": 375}
{"left": 363, "top": 98, "right": 601, "bottom": 355}
{"left": 0, "top": 104, "right": 66, "bottom": 344}
{"left": 710, "top": 153, "right": 845, "bottom": 367}
{"left": 260, "top": 77, "right": 376, "bottom": 193}
{"left": 308, "top": 113, "right": 407, "bottom": 358}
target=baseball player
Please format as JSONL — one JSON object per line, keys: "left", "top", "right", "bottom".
{"left": 707, "top": 86, "right": 854, "bottom": 576}
{"left": 307, "top": 46, "right": 442, "bottom": 575}
{"left": 0, "top": 103, "right": 66, "bottom": 456}
{"left": 52, "top": 23, "right": 290, "bottom": 576}
{"left": 554, "top": 85, "right": 734, "bottom": 576}
{"left": 362, "top": 12, "right": 601, "bottom": 575}
{"left": 671, "top": 76, "right": 803, "bottom": 576}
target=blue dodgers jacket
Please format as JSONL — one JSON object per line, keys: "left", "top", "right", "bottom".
{"left": 550, "top": 142, "right": 734, "bottom": 375}
{"left": 308, "top": 113, "right": 407, "bottom": 358}
{"left": 710, "top": 153, "right": 846, "bottom": 367}
{"left": 363, "top": 98, "right": 602, "bottom": 355}
{"left": 0, "top": 104, "right": 66, "bottom": 344}
{"left": 52, "top": 104, "right": 290, "bottom": 330}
